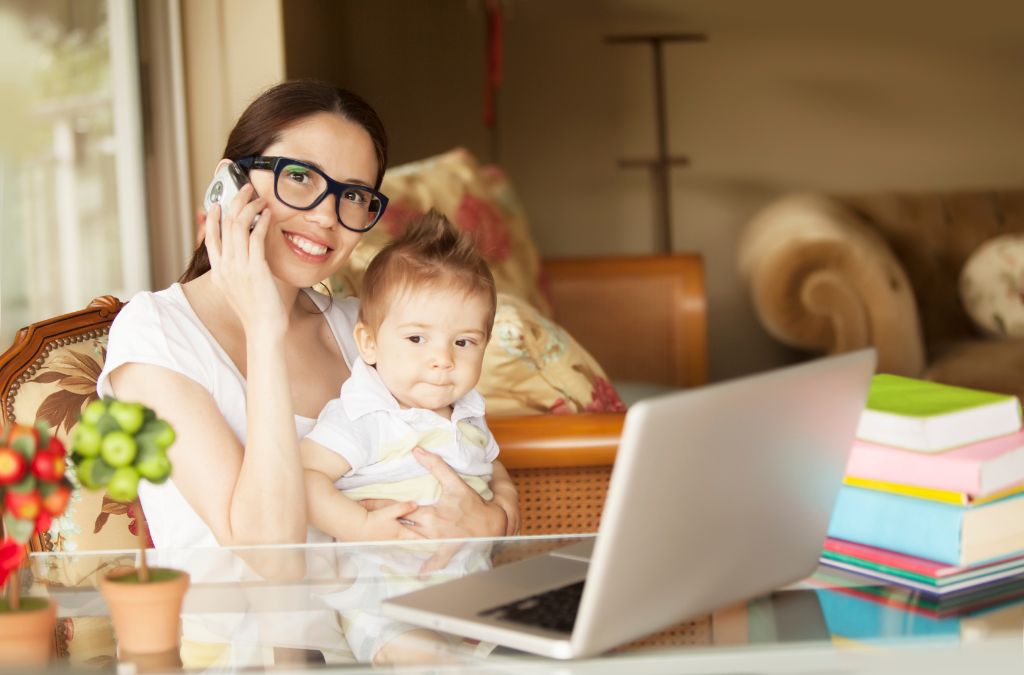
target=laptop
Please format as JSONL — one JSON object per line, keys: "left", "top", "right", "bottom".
{"left": 383, "top": 349, "right": 876, "bottom": 659}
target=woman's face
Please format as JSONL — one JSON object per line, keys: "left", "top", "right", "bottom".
{"left": 246, "top": 112, "right": 379, "bottom": 289}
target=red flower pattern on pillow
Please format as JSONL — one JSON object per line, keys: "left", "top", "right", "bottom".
{"left": 454, "top": 194, "right": 511, "bottom": 262}
{"left": 379, "top": 199, "right": 424, "bottom": 239}
{"left": 584, "top": 377, "right": 627, "bottom": 413}
{"left": 547, "top": 398, "right": 574, "bottom": 415}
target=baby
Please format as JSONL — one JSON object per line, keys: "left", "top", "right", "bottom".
{"left": 300, "top": 209, "right": 511, "bottom": 662}
{"left": 300, "top": 209, "right": 516, "bottom": 541}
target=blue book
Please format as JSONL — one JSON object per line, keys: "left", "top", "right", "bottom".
{"left": 827, "top": 486, "right": 1024, "bottom": 566}
{"left": 815, "top": 589, "right": 961, "bottom": 641}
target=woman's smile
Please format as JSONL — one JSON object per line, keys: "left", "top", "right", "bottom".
{"left": 283, "top": 231, "right": 332, "bottom": 261}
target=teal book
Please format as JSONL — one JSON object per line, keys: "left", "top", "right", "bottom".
{"left": 827, "top": 486, "right": 1024, "bottom": 566}
{"left": 856, "top": 374, "right": 1021, "bottom": 452}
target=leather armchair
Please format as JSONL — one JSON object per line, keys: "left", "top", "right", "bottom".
{"left": 739, "top": 189, "right": 1024, "bottom": 400}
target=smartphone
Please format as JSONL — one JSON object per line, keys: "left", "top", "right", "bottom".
{"left": 203, "top": 162, "right": 258, "bottom": 229}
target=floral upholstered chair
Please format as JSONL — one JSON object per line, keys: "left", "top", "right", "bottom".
{"left": 0, "top": 296, "right": 139, "bottom": 663}
{"left": 0, "top": 295, "right": 143, "bottom": 554}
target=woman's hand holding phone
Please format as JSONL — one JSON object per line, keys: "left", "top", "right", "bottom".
{"left": 204, "top": 182, "right": 285, "bottom": 335}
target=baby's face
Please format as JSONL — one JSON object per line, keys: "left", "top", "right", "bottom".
{"left": 361, "top": 285, "right": 491, "bottom": 417}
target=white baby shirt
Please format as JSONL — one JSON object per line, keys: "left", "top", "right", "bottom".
{"left": 305, "top": 358, "right": 499, "bottom": 505}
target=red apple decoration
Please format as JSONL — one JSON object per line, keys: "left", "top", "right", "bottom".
{"left": 6, "top": 425, "right": 39, "bottom": 448}
{"left": 40, "top": 479, "right": 72, "bottom": 516}
{"left": 44, "top": 436, "right": 66, "bottom": 459}
{"left": 4, "top": 490, "right": 41, "bottom": 522}
{"left": 0, "top": 447, "right": 26, "bottom": 485}
{"left": 30, "top": 451, "right": 65, "bottom": 482}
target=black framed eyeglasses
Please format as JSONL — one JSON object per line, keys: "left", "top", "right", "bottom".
{"left": 236, "top": 156, "right": 388, "bottom": 233}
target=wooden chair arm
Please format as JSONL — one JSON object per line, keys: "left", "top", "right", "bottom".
{"left": 542, "top": 254, "right": 707, "bottom": 388}
{"left": 488, "top": 412, "right": 623, "bottom": 469}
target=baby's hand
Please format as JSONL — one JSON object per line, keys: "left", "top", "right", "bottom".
{"left": 360, "top": 500, "right": 423, "bottom": 541}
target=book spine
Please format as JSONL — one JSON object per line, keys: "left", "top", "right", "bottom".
{"left": 827, "top": 487, "right": 965, "bottom": 565}
{"left": 846, "top": 443, "right": 979, "bottom": 493}
{"left": 843, "top": 477, "right": 968, "bottom": 505}
{"left": 821, "top": 550, "right": 937, "bottom": 585}
{"left": 823, "top": 537, "right": 951, "bottom": 577}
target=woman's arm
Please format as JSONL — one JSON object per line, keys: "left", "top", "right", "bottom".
{"left": 206, "top": 192, "right": 310, "bottom": 544}
{"left": 490, "top": 461, "right": 521, "bottom": 536}
{"left": 108, "top": 191, "right": 304, "bottom": 546}
{"left": 109, "top": 362, "right": 306, "bottom": 545}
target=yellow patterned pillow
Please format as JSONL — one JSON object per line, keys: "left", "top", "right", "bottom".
{"left": 332, "top": 147, "right": 552, "bottom": 316}
{"left": 479, "top": 294, "right": 625, "bottom": 416}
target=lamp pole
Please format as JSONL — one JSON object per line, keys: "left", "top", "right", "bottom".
{"left": 606, "top": 32, "right": 707, "bottom": 253}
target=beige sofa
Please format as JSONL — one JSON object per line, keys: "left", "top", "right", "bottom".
{"left": 739, "top": 189, "right": 1024, "bottom": 400}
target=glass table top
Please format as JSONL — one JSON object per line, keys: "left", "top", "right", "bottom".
{"left": 23, "top": 534, "right": 1024, "bottom": 673}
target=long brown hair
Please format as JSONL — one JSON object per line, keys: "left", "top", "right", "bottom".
{"left": 179, "top": 80, "right": 388, "bottom": 283}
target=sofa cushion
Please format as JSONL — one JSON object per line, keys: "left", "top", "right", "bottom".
{"left": 479, "top": 294, "right": 625, "bottom": 416}
{"left": 926, "top": 337, "right": 1024, "bottom": 403}
{"left": 332, "top": 147, "right": 552, "bottom": 316}
{"left": 959, "top": 234, "right": 1024, "bottom": 338}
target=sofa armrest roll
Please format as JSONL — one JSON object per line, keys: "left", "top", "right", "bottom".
{"left": 738, "top": 193, "right": 925, "bottom": 376}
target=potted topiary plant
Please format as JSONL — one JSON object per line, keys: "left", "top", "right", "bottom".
{"left": 69, "top": 397, "right": 187, "bottom": 656}
{"left": 0, "top": 421, "right": 73, "bottom": 666}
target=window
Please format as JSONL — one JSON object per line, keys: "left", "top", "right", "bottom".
{"left": 0, "top": 0, "right": 149, "bottom": 346}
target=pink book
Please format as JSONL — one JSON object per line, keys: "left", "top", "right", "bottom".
{"left": 845, "top": 429, "right": 1024, "bottom": 496}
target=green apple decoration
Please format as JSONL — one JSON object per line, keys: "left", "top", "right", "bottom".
{"left": 70, "top": 397, "right": 175, "bottom": 582}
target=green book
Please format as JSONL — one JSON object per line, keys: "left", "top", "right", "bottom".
{"left": 856, "top": 374, "right": 1021, "bottom": 453}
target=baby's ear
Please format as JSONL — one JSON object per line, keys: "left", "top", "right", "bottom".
{"left": 353, "top": 321, "right": 378, "bottom": 365}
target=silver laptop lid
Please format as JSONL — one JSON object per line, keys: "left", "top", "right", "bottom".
{"left": 571, "top": 349, "right": 875, "bottom": 655}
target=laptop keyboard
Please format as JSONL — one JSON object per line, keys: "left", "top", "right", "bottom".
{"left": 480, "top": 580, "right": 585, "bottom": 634}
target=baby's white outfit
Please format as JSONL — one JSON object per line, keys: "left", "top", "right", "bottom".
{"left": 305, "top": 357, "right": 500, "bottom": 662}
{"left": 305, "top": 357, "right": 499, "bottom": 504}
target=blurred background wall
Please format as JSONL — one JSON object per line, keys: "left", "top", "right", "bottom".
{"left": 274, "top": 0, "right": 1024, "bottom": 380}
{"left": 5, "top": 0, "right": 1023, "bottom": 382}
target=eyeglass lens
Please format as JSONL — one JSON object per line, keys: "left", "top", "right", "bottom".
{"left": 276, "top": 161, "right": 383, "bottom": 230}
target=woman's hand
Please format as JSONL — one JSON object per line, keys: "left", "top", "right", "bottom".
{"left": 490, "top": 461, "right": 521, "bottom": 536}
{"left": 359, "top": 501, "right": 424, "bottom": 542}
{"left": 204, "top": 183, "right": 284, "bottom": 334}
{"left": 403, "top": 447, "right": 507, "bottom": 539}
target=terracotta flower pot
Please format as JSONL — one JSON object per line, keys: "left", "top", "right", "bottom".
{"left": 0, "top": 596, "right": 57, "bottom": 666}
{"left": 99, "top": 566, "right": 190, "bottom": 655}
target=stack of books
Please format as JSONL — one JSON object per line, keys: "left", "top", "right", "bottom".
{"left": 822, "top": 374, "right": 1024, "bottom": 609}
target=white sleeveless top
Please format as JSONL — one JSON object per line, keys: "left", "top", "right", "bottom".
{"left": 96, "top": 283, "right": 359, "bottom": 548}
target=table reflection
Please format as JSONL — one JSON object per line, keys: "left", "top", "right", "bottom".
{"left": 24, "top": 535, "right": 1024, "bottom": 671}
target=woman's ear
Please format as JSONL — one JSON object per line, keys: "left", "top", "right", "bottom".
{"left": 212, "top": 158, "right": 234, "bottom": 179}
{"left": 353, "top": 321, "right": 378, "bottom": 365}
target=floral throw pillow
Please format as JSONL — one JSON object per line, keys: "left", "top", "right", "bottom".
{"left": 959, "top": 234, "right": 1024, "bottom": 338}
{"left": 479, "top": 294, "right": 625, "bottom": 415}
{"left": 331, "top": 147, "right": 552, "bottom": 316}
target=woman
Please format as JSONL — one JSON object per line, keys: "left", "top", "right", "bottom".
{"left": 97, "top": 80, "right": 518, "bottom": 548}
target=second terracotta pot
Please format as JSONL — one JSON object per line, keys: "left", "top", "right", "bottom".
{"left": 99, "top": 566, "right": 190, "bottom": 655}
